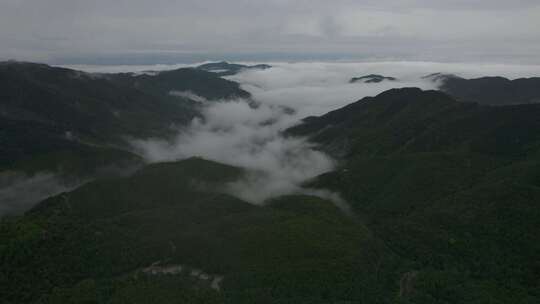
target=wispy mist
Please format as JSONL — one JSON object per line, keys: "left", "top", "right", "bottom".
{"left": 0, "top": 172, "right": 84, "bottom": 217}
{"left": 131, "top": 99, "right": 336, "bottom": 204}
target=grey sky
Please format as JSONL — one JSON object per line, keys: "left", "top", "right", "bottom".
{"left": 1, "top": 0, "right": 539, "bottom": 64}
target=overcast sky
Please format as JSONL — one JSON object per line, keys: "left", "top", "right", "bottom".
{"left": 1, "top": 0, "right": 540, "bottom": 64}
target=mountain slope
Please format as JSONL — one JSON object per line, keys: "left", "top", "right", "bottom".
{"left": 109, "top": 67, "right": 251, "bottom": 100}
{"left": 0, "top": 61, "right": 253, "bottom": 218}
{"left": 0, "top": 158, "right": 398, "bottom": 304}
{"left": 288, "top": 88, "right": 540, "bottom": 158}
{"left": 289, "top": 88, "right": 540, "bottom": 303}
{"left": 0, "top": 62, "right": 197, "bottom": 139}
{"left": 0, "top": 62, "right": 251, "bottom": 175}
{"left": 424, "top": 73, "right": 540, "bottom": 106}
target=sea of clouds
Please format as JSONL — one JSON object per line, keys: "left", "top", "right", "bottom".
{"left": 128, "top": 61, "right": 540, "bottom": 205}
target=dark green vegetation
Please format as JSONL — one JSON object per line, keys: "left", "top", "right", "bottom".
{"left": 350, "top": 74, "right": 397, "bottom": 84}
{"left": 424, "top": 73, "right": 540, "bottom": 106}
{"left": 288, "top": 88, "right": 540, "bottom": 303}
{"left": 109, "top": 67, "right": 251, "bottom": 101}
{"left": 0, "top": 61, "right": 249, "bottom": 175}
{"left": 0, "top": 158, "right": 399, "bottom": 303}
{"left": 2, "top": 65, "right": 540, "bottom": 304}
{"left": 196, "top": 61, "right": 272, "bottom": 77}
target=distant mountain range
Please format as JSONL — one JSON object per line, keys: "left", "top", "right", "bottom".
{"left": 350, "top": 74, "right": 397, "bottom": 83}
{"left": 195, "top": 61, "right": 272, "bottom": 76}
{"left": 348, "top": 72, "right": 540, "bottom": 106}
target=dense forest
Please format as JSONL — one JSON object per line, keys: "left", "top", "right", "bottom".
{"left": 1, "top": 63, "right": 540, "bottom": 303}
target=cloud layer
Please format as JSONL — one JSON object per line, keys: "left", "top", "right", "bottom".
{"left": 1, "top": 1, "right": 539, "bottom": 63}
{"left": 227, "top": 61, "right": 540, "bottom": 117}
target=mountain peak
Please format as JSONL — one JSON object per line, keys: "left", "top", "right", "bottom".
{"left": 374, "top": 87, "right": 450, "bottom": 101}
{"left": 195, "top": 61, "right": 271, "bottom": 76}
{"left": 350, "top": 74, "right": 397, "bottom": 83}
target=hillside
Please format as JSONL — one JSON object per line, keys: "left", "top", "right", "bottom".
{"left": 288, "top": 88, "right": 540, "bottom": 303}
{"left": 424, "top": 73, "right": 540, "bottom": 106}
{"left": 0, "top": 62, "right": 249, "bottom": 175}
{"left": 288, "top": 88, "right": 540, "bottom": 158}
{"left": 108, "top": 66, "right": 251, "bottom": 100}
{"left": 0, "top": 158, "right": 398, "bottom": 304}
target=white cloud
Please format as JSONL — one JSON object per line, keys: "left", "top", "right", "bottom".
{"left": 1, "top": 1, "right": 539, "bottom": 63}
{"left": 227, "top": 61, "right": 540, "bottom": 117}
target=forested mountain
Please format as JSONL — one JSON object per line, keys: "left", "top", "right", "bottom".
{"left": 288, "top": 88, "right": 540, "bottom": 303}
{"left": 424, "top": 73, "right": 540, "bottom": 106}
{"left": 0, "top": 61, "right": 249, "bottom": 175}
{"left": 1, "top": 157, "right": 396, "bottom": 303}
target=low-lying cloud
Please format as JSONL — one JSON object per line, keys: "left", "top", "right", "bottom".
{"left": 169, "top": 90, "right": 208, "bottom": 103}
{"left": 227, "top": 61, "right": 540, "bottom": 116}
{"left": 130, "top": 61, "right": 540, "bottom": 205}
{"left": 131, "top": 99, "right": 336, "bottom": 204}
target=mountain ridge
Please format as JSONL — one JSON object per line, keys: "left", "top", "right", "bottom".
{"left": 195, "top": 61, "right": 272, "bottom": 76}
{"left": 424, "top": 72, "right": 540, "bottom": 106}
{"left": 0, "top": 61, "right": 250, "bottom": 175}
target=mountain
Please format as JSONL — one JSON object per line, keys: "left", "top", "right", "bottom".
{"left": 288, "top": 87, "right": 540, "bottom": 158}
{"left": 0, "top": 157, "right": 397, "bottom": 304}
{"left": 108, "top": 67, "right": 251, "bottom": 100}
{"left": 287, "top": 88, "right": 540, "bottom": 303}
{"left": 350, "top": 74, "right": 397, "bottom": 83}
{"left": 424, "top": 72, "right": 540, "bottom": 106}
{"left": 0, "top": 61, "right": 250, "bottom": 175}
{"left": 195, "top": 61, "right": 272, "bottom": 76}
